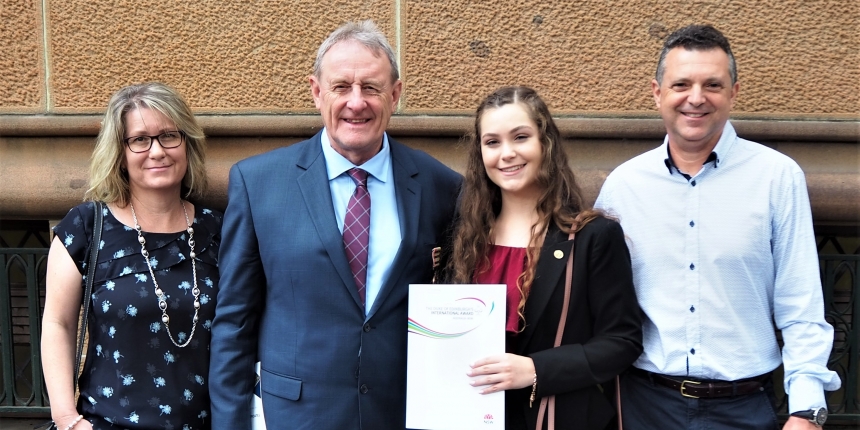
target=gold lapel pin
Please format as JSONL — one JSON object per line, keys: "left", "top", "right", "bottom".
{"left": 554, "top": 250, "right": 564, "bottom": 259}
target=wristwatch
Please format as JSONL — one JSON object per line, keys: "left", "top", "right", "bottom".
{"left": 790, "top": 407, "right": 827, "bottom": 427}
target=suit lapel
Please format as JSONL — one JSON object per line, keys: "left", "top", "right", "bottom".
{"left": 516, "top": 224, "right": 573, "bottom": 355}
{"left": 296, "top": 133, "right": 364, "bottom": 309}
{"left": 367, "top": 141, "right": 420, "bottom": 319}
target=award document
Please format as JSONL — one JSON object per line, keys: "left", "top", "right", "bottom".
{"left": 406, "top": 284, "right": 506, "bottom": 429}
{"left": 251, "top": 362, "right": 266, "bottom": 430}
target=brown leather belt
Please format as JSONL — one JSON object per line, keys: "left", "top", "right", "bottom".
{"left": 630, "top": 367, "right": 768, "bottom": 399}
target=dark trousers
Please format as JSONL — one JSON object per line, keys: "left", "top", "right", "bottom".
{"left": 619, "top": 370, "right": 779, "bottom": 430}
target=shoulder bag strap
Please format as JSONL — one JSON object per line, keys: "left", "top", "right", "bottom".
{"left": 73, "top": 201, "right": 103, "bottom": 393}
{"left": 616, "top": 374, "right": 623, "bottom": 429}
{"left": 554, "top": 232, "right": 575, "bottom": 346}
{"left": 536, "top": 232, "right": 575, "bottom": 430}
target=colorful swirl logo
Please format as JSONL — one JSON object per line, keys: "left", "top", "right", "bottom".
{"left": 408, "top": 297, "right": 495, "bottom": 339}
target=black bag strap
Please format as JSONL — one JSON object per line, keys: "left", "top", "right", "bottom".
{"left": 73, "top": 201, "right": 103, "bottom": 392}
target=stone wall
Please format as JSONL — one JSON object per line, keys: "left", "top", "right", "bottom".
{"left": 2, "top": 0, "right": 858, "bottom": 116}
{"left": 1, "top": 0, "right": 858, "bottom": 225}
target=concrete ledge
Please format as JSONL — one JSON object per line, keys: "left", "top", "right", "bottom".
{"left": 2, "top": 138, "right": 858, "bottom": 223}
{"left": 1, "top": 115, "right": 857, "bottom": 222}
{"left": 1, "top": 114, "right": 858, "bottom": 141}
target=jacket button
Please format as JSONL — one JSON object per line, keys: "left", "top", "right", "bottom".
{"left": 363, "top": 324, "right": 372, "bottom": 333}
{"left": 359, "top": 384, "right": 369, "bottom": 394}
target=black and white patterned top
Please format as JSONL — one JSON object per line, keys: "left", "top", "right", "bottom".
{"left": 53, "top": 201, "right": 222, "bottom": 430}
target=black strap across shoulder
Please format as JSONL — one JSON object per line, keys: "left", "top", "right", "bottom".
{"left": 73, "top": 201, "right": 104, "bottom": 392}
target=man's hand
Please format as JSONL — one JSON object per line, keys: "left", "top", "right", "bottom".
{"left": 468, "top": 354, "right": 535, "bottom": 394}
{"left": 783, "top": 416, "right": 821, "bottom": 430}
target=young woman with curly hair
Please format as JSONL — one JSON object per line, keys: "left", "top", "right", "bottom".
{"left": 449, "top": 86, "right": 642, "bottom": 430}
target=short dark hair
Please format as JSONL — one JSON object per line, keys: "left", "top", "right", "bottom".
{"left": 656, "top": 24, "right": 737, "bottom": 84}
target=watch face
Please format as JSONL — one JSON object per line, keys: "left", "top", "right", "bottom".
{"left": 814, "top": 407, "right": 828, "bottom": 426}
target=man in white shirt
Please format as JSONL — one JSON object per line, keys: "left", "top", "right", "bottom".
{"left": 595, "top": 24, "right": 840, "bottom": 429}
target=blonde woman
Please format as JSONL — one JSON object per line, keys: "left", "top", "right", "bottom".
{"left": 42, "top": 83, "right": 221, "bottom": 430}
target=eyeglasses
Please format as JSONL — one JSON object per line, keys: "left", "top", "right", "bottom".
{"left": 124, "top": 131, "right": 185, "bottom": 153}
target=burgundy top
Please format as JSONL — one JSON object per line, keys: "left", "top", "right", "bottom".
{"left": 475, "top": 245, "right": 528, "bottom": 334}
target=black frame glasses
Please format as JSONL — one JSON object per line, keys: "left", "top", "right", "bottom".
{"left": 123, "top": 131, "right": 185, "bottom": 153}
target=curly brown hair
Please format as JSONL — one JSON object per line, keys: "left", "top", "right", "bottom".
{"left": 448, "top": 86, "right": 599, "bottom": 329}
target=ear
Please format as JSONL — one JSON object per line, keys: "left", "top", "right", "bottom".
{"left": 390, "top": 79, "right": 403, "bottom": 111}
{"left": 309, "top": 75, "right": 323, "bottom": 109}
{"left": 651, "top": 79, "right": 662, "bottom": 109}
{"left": 729, "top": 81, "right": 740, "bottom": 109}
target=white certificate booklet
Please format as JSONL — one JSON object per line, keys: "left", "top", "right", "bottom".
{"left": 406, "top": 284, "right": 506, "bottom": 430}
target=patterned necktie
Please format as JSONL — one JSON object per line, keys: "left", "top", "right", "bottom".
{"left": 343, "top": 168, "right": 370, "bottom": 304}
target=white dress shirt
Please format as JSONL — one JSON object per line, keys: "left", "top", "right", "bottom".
{"left": 321, "top": 130, "right": 401, "bottom": 315}
{"left": 595, "top": 121, "right": 841, "bottom": 412}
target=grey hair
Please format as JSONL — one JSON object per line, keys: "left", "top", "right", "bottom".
{"left": 656, "top": 24, "right": 737, "bottom": 85}
{"left": 312, "top": 20, "right": 400, "bottom": 83}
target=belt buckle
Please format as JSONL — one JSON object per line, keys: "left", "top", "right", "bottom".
{"left": 680, "top": 380, "right": 701, "bottom": 398}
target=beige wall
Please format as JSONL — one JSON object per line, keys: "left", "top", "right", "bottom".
{"left": 2, "top": 0, "right": 858, "bottom": 116}
{"left": 1, "top": 1, "right": 858, "bottom": 224}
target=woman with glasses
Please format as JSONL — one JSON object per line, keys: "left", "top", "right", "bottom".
{"left": 42, "top": 82, "right": 221, "bottom": 430}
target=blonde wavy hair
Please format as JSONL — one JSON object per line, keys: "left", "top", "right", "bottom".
{"left": 84, "top": 82, "right": 207, "bottom": 206}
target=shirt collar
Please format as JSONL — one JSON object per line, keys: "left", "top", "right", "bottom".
{"left": 321, "top": 128, "right": 392, "bottom": 183}
{"left": 663, "top": 121, "right": 736, "bottom": 175}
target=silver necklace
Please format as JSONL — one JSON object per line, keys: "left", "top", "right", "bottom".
{"left": 130, "top": 201, "right": 199, "bottom": 348}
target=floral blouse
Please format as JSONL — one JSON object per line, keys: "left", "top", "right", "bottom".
{"left": 53, "top": 201, "right": 222, "bottom": 430}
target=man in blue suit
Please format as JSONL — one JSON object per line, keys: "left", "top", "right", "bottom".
{"left": 209, "top": 20, "right": 461, "bottom": 429}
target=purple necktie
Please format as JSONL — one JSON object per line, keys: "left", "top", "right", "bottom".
{"left": 343, "top": 168, "right": 370, "bottom": 304}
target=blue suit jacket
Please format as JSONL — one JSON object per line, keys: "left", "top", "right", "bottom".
{"left": 209, "top": 132, "right": 461, "bottom": 430}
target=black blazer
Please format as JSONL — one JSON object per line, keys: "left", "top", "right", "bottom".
{"left": 509, "top": 217, "right": 642, "bottom": 430}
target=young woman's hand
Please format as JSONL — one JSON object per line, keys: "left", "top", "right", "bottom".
{"left": 468, "top": 353, "right": 535, "bottom": 394}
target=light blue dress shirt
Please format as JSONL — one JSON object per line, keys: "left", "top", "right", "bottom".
{"left": 595, "top": 122, "right": 840, "bottom": 412}
{"left": 321, "top": 130, "right": 401, "bottom": 315}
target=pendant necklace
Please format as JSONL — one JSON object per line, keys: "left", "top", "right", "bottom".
{"left": 131, "top": 201, "right": 199, "bottom": 348}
